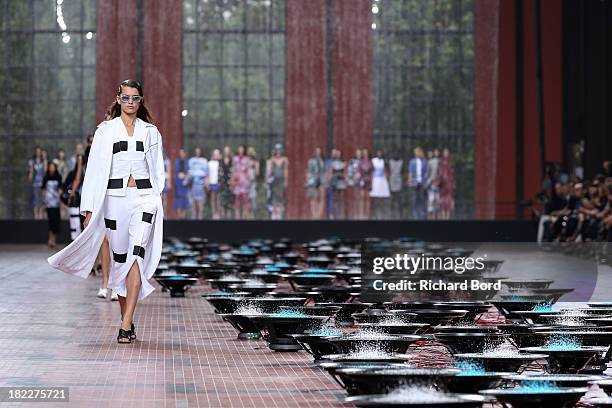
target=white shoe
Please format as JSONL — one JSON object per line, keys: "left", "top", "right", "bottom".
{"left": 97, "top": 288, "right": 108, "bottom": 298}
{"left": 110, "top": 290, "right": 118, "bottom": 301}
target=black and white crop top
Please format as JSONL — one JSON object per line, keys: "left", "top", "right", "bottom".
{"left": 106, "top": 127, "right": 152, "bottom": 196}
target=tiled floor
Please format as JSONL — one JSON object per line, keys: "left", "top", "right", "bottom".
{"left": 0, "top": 245, "right": 344, "bottom": 408}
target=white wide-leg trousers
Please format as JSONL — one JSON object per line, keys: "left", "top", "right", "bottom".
{"left": 104, "top": 187, "right": 157, "bottom": 300}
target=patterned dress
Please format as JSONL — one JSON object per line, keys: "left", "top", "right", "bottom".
{"left": 439, "top": 157, "right": 455, "bottom": 212}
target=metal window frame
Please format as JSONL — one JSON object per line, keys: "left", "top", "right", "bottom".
{"left": 0, "top": 0, "right": 96, "bottom": 219}
{"left": 183, "top": 0, "right": 286, "bottom": 154}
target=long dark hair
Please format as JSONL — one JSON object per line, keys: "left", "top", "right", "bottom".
{"left": 105, "top": 79, "right": 153, "bottom": 123}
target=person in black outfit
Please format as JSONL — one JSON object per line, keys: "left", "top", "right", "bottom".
{"left": 61, "top": 148, "right": 85, "bottom": 241}
{"left": 42, "top": 162, "right": 63, "bottom": 248}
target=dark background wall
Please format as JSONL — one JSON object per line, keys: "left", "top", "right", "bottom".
{"left": 563, "top": 0, "right": 612, "bottom": 179}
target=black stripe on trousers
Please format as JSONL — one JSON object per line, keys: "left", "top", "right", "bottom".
{"left": 113, "top": 252, "right": 127, "bottom": 263}
{"left": 104, "top": 218, "right": 117, "bottom": 230}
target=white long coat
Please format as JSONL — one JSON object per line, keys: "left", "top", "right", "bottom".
{"left": 48, "top": 116, "right": 165, "bottom": 289}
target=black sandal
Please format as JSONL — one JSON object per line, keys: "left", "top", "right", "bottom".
{"left": 130, "top": 323, "right": 136, "bottom": 340}
{"left": 117, "top": 328, "right": 132, "bottom": 344}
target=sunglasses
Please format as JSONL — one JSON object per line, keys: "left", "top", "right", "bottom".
{"left": 119, "top": 94, "right": 142, "bottom": 103}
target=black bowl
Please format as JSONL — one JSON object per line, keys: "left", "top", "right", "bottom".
{"left": 520, "top": 347, "right": 604, "bottom": 373}
{"left": 319, "top": 362, "right": 408, "bottom": 377}
{"left": 357, "top": 322, "right": 430, "bottom": 335}
{"left": 500, "top": 279, "right": 554, "bottom": 289}
{"left": 534, "top": 331, "right": 612, "bottom": 347}
{"left": 509, "top": 288, "right": 574, "bottom": 302}
{"left": 316, "top": 302, "right": 372, "bottom": 326}
{"left": 588, "top": 302, "right": 612, "bottom": 308}
{"left": 321, "top": 353, "right": 412, "bottom": 364}
{"left": 353, "top": 310, "right": 418, "bottom": 324}
{"left": 286, "top": 273, "right": 336, "bottom": 289}
{"left": 500, "top": 294, "right": 555, "bottom": 303}
{"left": 306, "top": 256, "right": 334, "bottom": 267}
{"left": 490, "top": 301, "right": 551, "bottom": 319}
{"left": 202, "top": 295, "right": 244, "bottom": 314}
{"left": 514, "top": 310, "right": 578, "bottom": 324}
{"left": 207, "top": 278, "right": 249, "bottom": 290}
{"left": 433, "top": 303, "right": 493, "bottom": 321}
{"left": 479, "top": 387, "right": 587, "bottom": 408}
{"left": 154, "top": 276, "right": 199, "bottom": 297}
{"left": 291, "top": 334, "right": 341, "bottom": 360}
{"left": 306, "top": 285, "right": 361, "bottom": 302}
{"left": 409, "top": 309, "right": 469, "bottom": 326}
{"left": 345, "top": 392, "right": 486, "bottom": 408}
{"left": 174, "top": 262, "right": 205, "bottom": 277}
{"left": 443, "top": 372, "right": 510, "bottom": 394}
{"left": 384, "top": 301, "right": 440, "bottom": 310}
{"left": 454, "top": 353, "right": 548, "bottom": 372}
{"left": 226, "top": 283, "right": 278, "bottom": 295}
{"left": 529, "top": 324, "right": 605, "bottom": 332}
{"left": 198, "top": 264, "right": 239, "bottom": 279}
{"left": 434, "top": 333, "right": 511, "bottom": 354}
{"left": 248, "top": 270, "right": 282, "bottom": 284}
{"left": 279, "top": 305, "right": 341, "bottom": 317}
{"left": 327, "top": 334, "right": 423, "bottom": 355}
{"left": 505, "top": 374, "right": 604, "bottom": 388}
{"left": 233, "top": 297, "right": 308, "bottom": 314}
{"left": 434, "top": 326, "right": 498, "bottom": 334}
{"left": 217, "top": 313, "right": 262, "bottom": 340}
{"left": 496, "top": 323, "right": 532, "bottom": 334}
{"left": 250, "top": 315, "right": 330, "bottom": 351}
{"left": 334, "top": 367, "right": 461, "bottom": 396}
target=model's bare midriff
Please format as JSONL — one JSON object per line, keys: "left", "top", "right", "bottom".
{"left": 126, "top": 124, "right": 137, "bottom": 187}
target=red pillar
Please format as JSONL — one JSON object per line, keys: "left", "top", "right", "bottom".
{"left": 285, "top": 0, "right": 328, "bottom": 219}
{"left": 95, "top": 0, "right": 138, "bottom": 124}
{"left": 474, "top": 0, "right": 502, "bottom": 219}
{"left": 474, "top": 0, "right": 562, "bottom": 220}
{"left": 541, "top": 0, "right": 562, "bottom": 166}
{"left": 522, "top": 0, "right": 563, "bottom": 205}
{"left": 143, "top": 0, "right": 183, "bottom": 219}
{"left": 332, "top": 0, "right": 373, "bottom": 158}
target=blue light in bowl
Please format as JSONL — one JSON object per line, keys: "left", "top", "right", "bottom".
{"left": 305, "top": 268, "right": 330, "bottom": 274}
{"left": 456, "top": 360, "right": 486, "bottom": 375}
{"left": 531, "top": 303, "right": 554, "bottom": 312}
{"left": 544, "top": 335, "right": 581, "bottom": 351}
{"left": 517, "top": 380, "right": 561, "bottom": 393}
{"left": 300, "top": 274, "right": 333, "bottom": 278}
{"left": 272, "top": 310, "right": 308, "bottom": 318}
{"left": 274, "top": 262, "right": 290, "bottom": 268}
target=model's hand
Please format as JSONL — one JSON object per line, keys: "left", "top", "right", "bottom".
{"left": 83, "top": 211, "right": 92, "bottom": 228}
